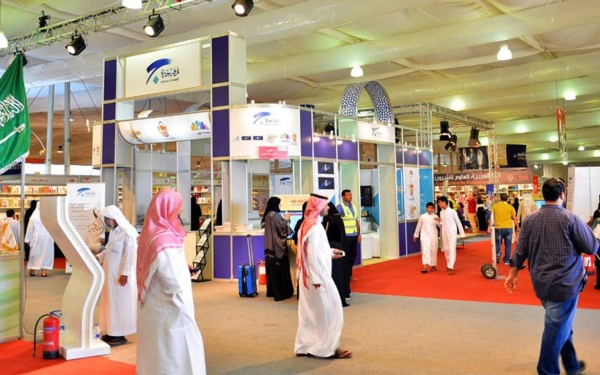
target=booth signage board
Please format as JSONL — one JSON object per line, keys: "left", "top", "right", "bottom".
{"left": 279, "top": 194, "right": 310, "bottom": 212}
{"left": 66, "top": 183, "right": 105, "bottom": 255}
{"left": 313, "top": 161, "right": 338, "bottom": 201}
{"left": 403, "top": 167, "right": 421, "bottom": 220}
{"left": 357, "top": 121, "right": 395, "bottom": 144}
{"left": 229, "top": 106, "right": 301, "bottom": 158}
{"left": 118, "top": 112, "right": 211, "bottom": 145}
{"left": 434, "top": 169, "right": 533, "bottom": 186}
{"left": 258, "top": 146, "right": 288, "bottom": 160}
{"left": 123, "top": 42, "right": 201, "bottom": 98}
{"left": 92, "top": 123, "right": 102, "bottom": 167}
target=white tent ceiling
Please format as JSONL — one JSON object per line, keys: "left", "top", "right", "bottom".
{"left": 2, "top": 0, "right": 600, "bottom": 166}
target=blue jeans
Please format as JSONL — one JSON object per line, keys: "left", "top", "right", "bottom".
{"left": 494, "top": 228, "right": 512, "bottom": 261}
{"left": 538, "top": 295, "right": 580, "bottom": 375}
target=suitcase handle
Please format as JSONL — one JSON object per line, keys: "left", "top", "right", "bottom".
{"left": 246, "top": 234, "right": 254, "bottom": 265}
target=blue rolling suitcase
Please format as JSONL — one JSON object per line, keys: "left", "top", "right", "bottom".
{"left": 238, "top": 234, "right": 258, "bottom": 297}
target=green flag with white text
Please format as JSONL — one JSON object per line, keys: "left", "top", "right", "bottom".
{"left": 0, "top": 54, "right": 30, "bottom": 174}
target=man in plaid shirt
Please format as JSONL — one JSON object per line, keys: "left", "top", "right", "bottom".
{"left": 505, "top": 178, "right": 599, "bottom": 375}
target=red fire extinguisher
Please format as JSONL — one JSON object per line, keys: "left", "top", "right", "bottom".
{"left": 42, "top": 312, "right": 60, "bottom": 359}
{"left": 258, "top": 260, "right": 266, "bottom": 285}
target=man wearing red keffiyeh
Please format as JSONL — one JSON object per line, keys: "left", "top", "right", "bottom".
{"left": 136, "top": 189, "right": 206, "bottom": 375}
{"left": 294, "top": 194, "right": 352, "bottom": 360}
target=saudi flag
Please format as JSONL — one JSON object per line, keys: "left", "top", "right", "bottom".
{"left": 0, "top": 54, "right": 30, "bottom": 175}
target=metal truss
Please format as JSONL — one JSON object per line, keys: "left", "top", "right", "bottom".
{"left": 4, "top": 0, "right": 218, "bottom": 57}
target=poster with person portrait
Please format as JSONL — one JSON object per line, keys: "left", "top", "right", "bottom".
{"left": 403, "top": 167, "right": 420, "bottom": 220}
{"left": 459, "top": 146, "right": 489, "bottom": 171}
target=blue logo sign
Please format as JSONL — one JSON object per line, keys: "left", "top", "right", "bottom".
{"left": 146, "top": 58, "right": 171, "bottom": 85}
{"left": 253, "top": 112, "right": 279, "bottom": 126}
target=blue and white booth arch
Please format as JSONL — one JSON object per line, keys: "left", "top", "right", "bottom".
{"left": 339, "top": 81, "right": 395, "bottom": 123}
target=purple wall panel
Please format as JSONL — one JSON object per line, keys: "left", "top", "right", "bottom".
{"left": 103, "top": 103, "right": 115, "bottom": 121}
{"left": 212, "top": 110, "right": 230, "bottom": 157}
{"left": 404, "top": 148, "right": 418, "bottom": 165}
{"left": 102, "top": 123, "right": 115, "bottom": 165}
{"left": 300, "top": 110, "right": 313, "bottom": 157}
{"left": 103, "top": 60, "right": 117, "bottom": 101}
{"left": 213, "top": 86, "right": 229, "bottom": 107}
{"left": 232, "top": 235, "right": 265, "bottom": 270}
{"left": 213, "top": 235, "right": 231, "bottom": 279}
{"left": 314, "top": 138, "right": 336, "bottom": 159}
{"left": 405, "top": 221, "right": 420, "bottom": 255}
{"left": 212, "top": 36, "right": 229, "bottom": 84}
{"left": 398, "top": 222, "right": 407, "bottom": 257}
{"left": 337, "top": 140, "right": 358, "bottom": 161}
{"left": 396, "top": 146, "right": 404, "bottom": 164}
{"left": 419, "top": 150, "right": 432, "bottom": 166}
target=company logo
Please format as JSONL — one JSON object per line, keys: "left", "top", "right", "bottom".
{"left": 146, "top": 58, "right": 180, "bottom": 85}
{"left": 190, "top": 120, "right": 210, "bottom": 135}
{"left": 371, "top": 127, "right": 384, "bottom": 138}
{"left": 279, "top": 177, "right": 292, "bottom": 185}
{"left": 253, "top": 136, "right": 264, "bottom": 141}
{"left": 77, "top": 187, "right": 97, "bottom": 197}
{"left": 253, "top": 112, "right": 280, "bottom": 126}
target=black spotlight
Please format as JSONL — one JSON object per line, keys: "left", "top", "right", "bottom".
{"left": 468, "top": 127, "right": 480, "bottom": 147}
{"left": 39, "top": 11, "right": 51, "bottom": 29}
{"left": 445, "top": 134, "right": 458, "bottom": 152}
{"left": 232, "top": 0, "right": 254, "bottom": 17}
{"left": 66, "top": 32, "right": 86, "bottom": 56}
{"left": 144, "top": 12, "right": 165, "bottom": 37}
{"left": 439, "top": 120, "right": 451, "bottom": 141}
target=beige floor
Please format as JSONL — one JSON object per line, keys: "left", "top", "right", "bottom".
{"left": 19, "top": 266, "right": 600, "bottom": 375}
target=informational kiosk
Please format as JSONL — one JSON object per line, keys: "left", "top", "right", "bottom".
{"left": 41, "top": 196, "right": 110, "bottom": 360}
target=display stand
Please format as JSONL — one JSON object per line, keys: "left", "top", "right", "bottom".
{"left": 40, "top": 196, "right": 110, "bottom": 360}
{"left": 192, "top": 217, "right": 211, "bottom": 282}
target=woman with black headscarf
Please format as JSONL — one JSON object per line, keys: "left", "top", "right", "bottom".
{"left": 23, "top": 200, "right": 38, "bottom": 261}
{"left": 262, "top": 196, "right": 294, "bottom": 301}
{"left": 323, "top": 202, "right": 350, "bottom": 307}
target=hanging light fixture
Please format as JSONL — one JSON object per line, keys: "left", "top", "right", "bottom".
{"left": 439, "top": 120, "right": 451, "bottom": 141}
{"left": 232, "top": 0, "right": 254, "bottom": 17}
{"left": 444, "top": 134, "right": 458, "bottom": 152}
{"left": 350, "top": 66, "right": 364, "bottom": 77}
{"left": 122, "top": 0, "right": 142, "bottom": 9}
{"left": 38, "top": 11, "right": 51, "bottom": 29}
{"left": 143, "top": 11, "right": 165, "bottom": 37}
{"left": 497, "top": 44, "right": 512, "bottom": 61}
{"left": 66, "top": 32, "right": 87, "bottom": 56}
{"left": 57, "top": 145, "right": 64, "bottom": 154}
{"left": 468, "top": 127, "right": 480, "bottom": 147}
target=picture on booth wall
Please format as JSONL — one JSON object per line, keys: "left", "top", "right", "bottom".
{"left": 318, "top": 177, "right": 335, "bottom": 190}
{"left": 317, "top": 162, "right": 335, "bottom": 175}
{"left": 459, "top": 146, "right": 488, "bottom": 171}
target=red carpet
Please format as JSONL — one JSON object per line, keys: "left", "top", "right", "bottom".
{"left": 0, "top": 340, "right": 135, "bottom": 375}
{"left": 353, "top": 239, "right": 600, "bottom": 310}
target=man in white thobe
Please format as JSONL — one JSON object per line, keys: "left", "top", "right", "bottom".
{"left": 25, "top": 202, "right": 54, "bottom": 277}
{"left": 295, "top": 194, "right": 351, "bottom": 359}
{"left": 437, "top": 196, "right": 465, "bottom": 275}
{"left": 97, "top": 205, "right": 137, "bottom": 346}
{"left": 413, "top": 202, "right": 440, "bottom": 273}
{"left": 5, "top": 209, "right": 20, "bottom": 249}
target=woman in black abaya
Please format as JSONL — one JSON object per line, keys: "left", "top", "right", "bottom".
{"left": 23, "top": 200, "right": 38, "bottom": 261}
{"left": 262, "top": 197, "right": 294, "bottom": 301}
{"left": 322, "top": 202, "right": 350, "bottom": 307}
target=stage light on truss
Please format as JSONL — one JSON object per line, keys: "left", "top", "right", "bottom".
{"left": 468, "top": 127, "right": 480, "bottom": 147}
{"left": 444, "top": 134, "right": 458, "bottom": 151}
{"left": 143, "top": 12, "right": 165, "bottom": 37}
{"left": 66, "top": 32, "right": 87, "bottom": 55}
{"left": 439, "top": 120, "right": 451, "bottom": 141}
{"left": 232, "top": 0, "right": 254, "bottom": 17}
{"left": 39, "top": 11, "right": 51, "bottom": 28}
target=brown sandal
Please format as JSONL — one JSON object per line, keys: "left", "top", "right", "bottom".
{"left": 29, "top": 270, "right": 35, "bottom": 277}
{"left": 329, "top": 349, "right": 352, "bottom": 359}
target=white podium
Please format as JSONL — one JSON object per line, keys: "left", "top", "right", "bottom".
{"left": 40, "top": 196, "right": 110, "bottom": 360}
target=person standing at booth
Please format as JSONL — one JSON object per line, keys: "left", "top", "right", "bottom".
{"left": 262, "top": 196, "right": 295, "bottom": 302}
{"left": 4, "top": 209, "right": 20, "bottom": 248}
{"left": 437, "top": 196, "right": 465, "bottom": 275}
{"left": 337, "top": 189, "right": 360, "bottom": 283}
{"left": 24, "top": 201, "right": 54, "bottom": 277}
{"left": 413, "top": 202, "right": 440, "bottom": 273}
{"left": 488, "top": 193, "right": 520, "bottom": 265}
{"left": 97, "top": 205, "right": 138, "bottom": 347}
{"left": 136, "top": 189, "right": 206, "bottom": 375}
{"left": 467, "top": 193, "right": 478, "bottom": 232}
{"left": 295, "top": 194, "right": 351, "bottom": 359}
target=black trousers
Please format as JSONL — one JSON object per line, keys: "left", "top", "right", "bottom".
{"left": 344, "top": 235, "right": 358, "bottom": 279}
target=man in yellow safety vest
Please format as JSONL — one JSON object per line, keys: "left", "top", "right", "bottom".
{"left": 337, "top": 189, "right": 361, "bottom": 283}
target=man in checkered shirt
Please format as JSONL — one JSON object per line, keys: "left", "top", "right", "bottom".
{"left": 505, "top": 178, "right": 599, "bottom": 375}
